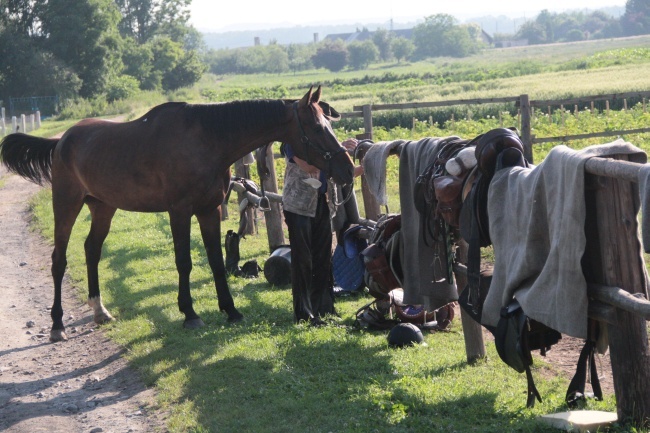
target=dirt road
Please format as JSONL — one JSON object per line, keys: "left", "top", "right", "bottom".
{"left": 0, "top": 164, "right": 167, "bottom": 432}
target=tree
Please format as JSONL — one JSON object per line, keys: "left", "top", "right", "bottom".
{"left": 287, "top": 43, "right": 315, "bottom": 73}
{"left": 348, "top": 40, "right": 378, "bottom": 70}
{"left": 115, "top": 0, "right": 190, "bottom": 44}
{"left": 372, "top": 28, "right": 393, "bottom": 61}
{"left": 535, "top": 9, "right": 555, "bottom": 42}
{"left": 162, "top": 49, "right": 206, "bottom": 90}
{"left": 40, "top": 0, "right": 122, "bottom": 97}
{"left": 515, "top": 20, "right": 548, "bottom": 44}
{"left": 622, "top": 0, "right": 650, "bottom": 36}
{"left": 265, "top": 44, "right": 290, "bottom": 74}
{"left": 312, "top": 40, "right": 348, "bottom": 72}
{"left": 0, "top": 26, "right": 82, "bottom": 99}
{"left": 0, "top": 0, "right": 41, "bottom": 35}
{"left": 391, "top": 37, "right": 414, "bottom": 62}
{"left": 413, "top": 14, "right": 457, "bottom": 59}
{"left": 443, "top": 25, "right": 481, "bottom": 57}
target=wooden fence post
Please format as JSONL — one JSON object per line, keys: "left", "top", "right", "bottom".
{"left": 259, "top": 144, "right": 285, "bottom": 252}
{"left": 359, "top": 104, "right": 381, "bottom": 221}
{"left": 20, "top": 114, "right": 26, "bottom": 133}
{"left": 36, "top": 111, "right": 41, "bottom": 130}
{"left": 584, "top": 155, "right": 650, "bottom": 425}
{"left": 11, "top": 116, "right": 17, "bottom": 132}
{"left": 362, "top": 104, "right": 373, "bottom": 140}
{"left": 519, "top": 95, "right": 533, "bottom": 164}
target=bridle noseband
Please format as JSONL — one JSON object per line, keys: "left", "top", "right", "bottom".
{"left": 292, "top": 102, "right": 346, "bottom": 174}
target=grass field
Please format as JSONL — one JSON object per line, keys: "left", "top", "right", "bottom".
{"left": 23, "top": 35, "right": 650, "bottom": 432}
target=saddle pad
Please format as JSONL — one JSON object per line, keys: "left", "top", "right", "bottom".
{"left": 333, "top": 244, "right": 365, "bottom": 292}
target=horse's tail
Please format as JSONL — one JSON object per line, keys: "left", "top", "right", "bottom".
{"left": 0, "top": 133, "right": 58, "bottom": 186}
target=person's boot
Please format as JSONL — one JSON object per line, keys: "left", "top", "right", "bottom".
{"left": 225, "top": 230, "right": 241, "bottom": 275}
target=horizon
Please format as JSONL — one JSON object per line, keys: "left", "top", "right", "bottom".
{"left": 189, "top": 0, "right": 627, "bottom": 33}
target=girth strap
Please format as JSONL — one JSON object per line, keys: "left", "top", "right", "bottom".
{"left": 565, "top": 339, "right": 603, "bottom": 407}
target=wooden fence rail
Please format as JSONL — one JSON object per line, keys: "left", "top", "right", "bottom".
{"left": 343, "top": 91, "right": 650, "bottom": 165}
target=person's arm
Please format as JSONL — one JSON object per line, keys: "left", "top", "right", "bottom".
{"left": 292, "top": 155, "right": 320, "bottom": 174}
{"left": 341, "top": 138, "right": 364, "bottom": 178}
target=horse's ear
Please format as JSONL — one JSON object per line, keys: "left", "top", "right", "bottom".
{"left": 319, "top": 101, "right": 341, "bottom": 121}
{"left": 310, "top": 85, "right": 322, "bottom": 104}
{"left": 299, "top": 86, "right": 314, "bottom": 107}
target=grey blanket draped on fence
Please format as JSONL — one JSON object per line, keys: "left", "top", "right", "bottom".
{"left": 483, "top": 140, "right": 646, "bottom": 338}
{"left": 362, "top": 140, "right": 406, "bottom": 207}
{"left": 398, "top": 137, "right": 459, "bottom": 309}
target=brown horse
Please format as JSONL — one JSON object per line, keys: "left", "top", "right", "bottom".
{"left": 0, "top": 86, "right": 354, "bottom": 342}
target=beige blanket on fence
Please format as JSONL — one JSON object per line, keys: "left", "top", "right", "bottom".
{"left": 483, "top": 140, "right": 646, "bottom": 338}
{"left": 362, "top": 140, "right": 406, "bottom": 207}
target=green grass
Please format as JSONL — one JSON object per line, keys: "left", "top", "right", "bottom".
{"left": 30, "top": 157, "right": 623, "bottom": 433}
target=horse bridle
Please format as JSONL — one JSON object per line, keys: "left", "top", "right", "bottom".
{"left": 292, "top": 102, "right": 346, "bottom": 176}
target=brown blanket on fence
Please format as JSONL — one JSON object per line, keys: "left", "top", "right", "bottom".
{"left": 483, "top": 140, "right": 647, "bottom": 338}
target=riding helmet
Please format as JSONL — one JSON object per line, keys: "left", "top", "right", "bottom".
{"left": 387, "top": 323, "right": 424, "bottom": 348}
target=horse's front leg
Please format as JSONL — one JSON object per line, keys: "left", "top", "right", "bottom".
{"left": 196, "top": 206, "right": 243, "bottom": 322}
{"left": 169, "top": 209, "right": 203, "bottom": 328}
{"left": 85, "top": 199, "right": 116, "bottom": 325}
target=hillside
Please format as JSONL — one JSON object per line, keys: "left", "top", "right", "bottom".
{"left": 200, "top": 6, "right": 625, "bottom": 49}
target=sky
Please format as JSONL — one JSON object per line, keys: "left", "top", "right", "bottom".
{"left": 189, "top": 0, "right": 627, "bottom": 32}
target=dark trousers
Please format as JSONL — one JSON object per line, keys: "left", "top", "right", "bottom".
{"left": 284, "top": 194, "right": 335, "bottom": 323}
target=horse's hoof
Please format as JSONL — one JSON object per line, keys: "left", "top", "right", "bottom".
{"left": 183, "top": 318, "right": 205, "bottom": 329}
{"left": 227, "top": 311, "right": 244, "bottom": 323}
{"left": 94, "top": 311, "right": 115, "bottom": 325}
{"left": 50, "top": 329, "right": 68, "bottom": 342}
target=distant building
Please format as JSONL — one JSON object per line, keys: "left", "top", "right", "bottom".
{"left": 324, "top": 28, "right": 413, "bottom": 43}
{"left": 494, "top": 39, "right": 529, "bottom": 48}
{"left": 324, "top": 27, "right": 499, "bottom": 47}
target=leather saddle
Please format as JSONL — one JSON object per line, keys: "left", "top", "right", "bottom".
{"left": 459, "top": 127, "right": 528, "bottom": 316}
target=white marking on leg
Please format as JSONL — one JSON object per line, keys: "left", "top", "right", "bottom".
{"left": 88, "top": 296, "right": 115, "bottom": 324}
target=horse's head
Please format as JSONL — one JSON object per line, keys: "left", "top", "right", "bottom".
{"left": 288, "top": 86, "right": 354, "bottom": 185}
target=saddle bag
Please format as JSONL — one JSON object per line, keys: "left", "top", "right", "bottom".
{"left": 458, "top": 268, "right": 494, "bottom": 329}
{"left": 362, "top": 241, "right": 400, "bottom": 299}
{"left": 361, "top": 214, "right": 402, "bottom": 299}
{"left": 495, "top": 299, "right": 561, "bottom": 408}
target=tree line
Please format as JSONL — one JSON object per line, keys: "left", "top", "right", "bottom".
{"left": 207, "top": 2, "right": 650, "bottom": 75}
{"left": 1, "top": 1, "right": 648, "bottom": 104}
{"left": 0, "top": 0, "right": 205, "bottom": 103}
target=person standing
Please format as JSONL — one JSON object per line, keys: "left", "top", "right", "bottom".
{"left": 282, "top": 138, "right": 362, "bottom": 325}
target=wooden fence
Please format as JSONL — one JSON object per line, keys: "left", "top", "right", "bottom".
{"left": 343, "top": 91, "right": 650, "bottom": 164}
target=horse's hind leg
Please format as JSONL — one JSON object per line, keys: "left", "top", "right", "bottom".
{"left": 50, "top": 187, "right": 85, "bottom": 342}
{"left": 84, "top": 198, "right": 117, "bottom": 324}
{"left": 168, "top": 209, "right": 204, "bottom": 328}
{"left": 196, "top": 206, "right": 243, "bottom": 322}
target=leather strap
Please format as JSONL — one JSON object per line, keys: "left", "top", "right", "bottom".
{"left": 525, "top": 366, "right": 543, "bottom": 408}
{"left": 565, "top": 339, "right": 603, "bottom": 407}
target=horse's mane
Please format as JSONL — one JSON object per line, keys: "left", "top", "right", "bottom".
{"left": 183, "top": 100, "right": 289, "bottom": 136}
